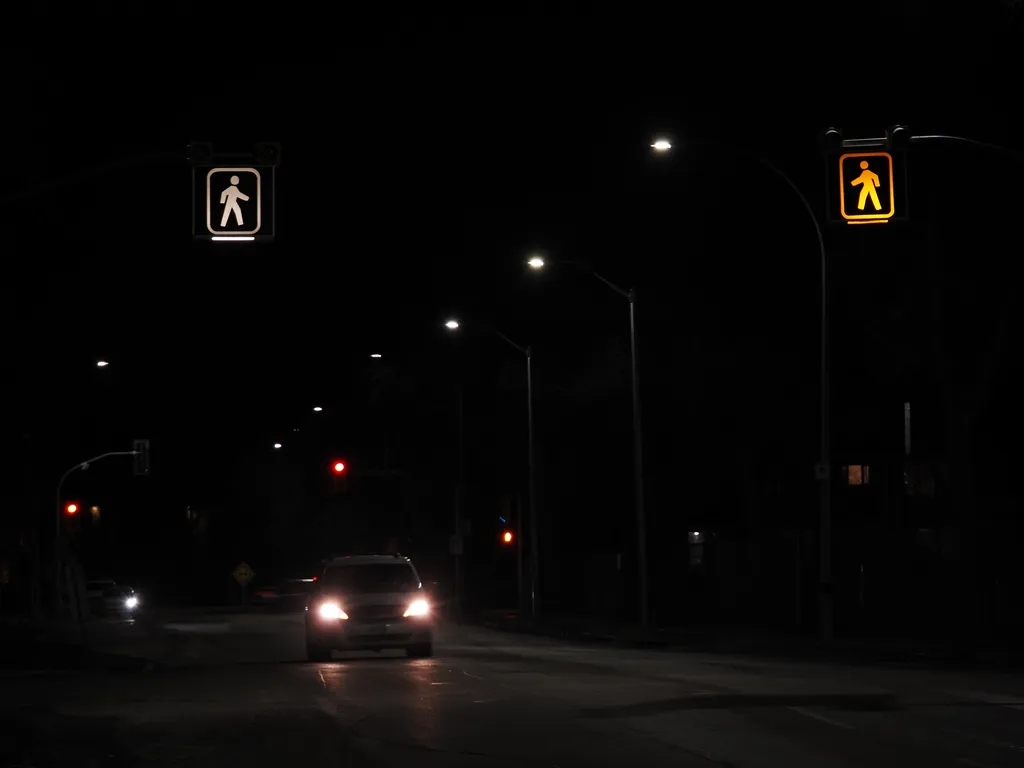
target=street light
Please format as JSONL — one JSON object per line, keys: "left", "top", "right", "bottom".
{"left": 444, "top": 319, "right": 460, "bottom": 330}
{"left": 272, "top": 443, "right": 282, "bottom": 450}
{"left": 96, "top": 360, "right": 109, "bottom": 368}
{"left": 370, "top": 353, "right": 383, "bottom": 359}
{"left": 527, "top": 256, "right": 545, "bottom": 269}
{"left": 651, "top": 138, "right": 672, "bottom": 152}
{"left": 528, "top": 257, "right": 649, "bottom": 628}
{"left": 313, "top": 406, "right": 323, "bottom": 412}
{"left": 445, "top": 318, "right": 539, "bottom": 619}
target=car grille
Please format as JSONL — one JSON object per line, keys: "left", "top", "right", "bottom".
{"left": 351, "top": 604, "right": 404, "bottom": 621}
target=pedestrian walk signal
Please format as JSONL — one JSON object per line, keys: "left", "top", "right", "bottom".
{"left": 838, "top": 152, "right": 895, "bottom": 223}
{"left": 206, "top": 168, "right": 262, "bottom": 236}
{"left": 191, "top": 150, "right": 277, "bottom": 242}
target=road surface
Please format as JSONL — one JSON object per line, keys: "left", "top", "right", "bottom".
{"left": 3, "top": 610, "right": 1024, "bottom": 767}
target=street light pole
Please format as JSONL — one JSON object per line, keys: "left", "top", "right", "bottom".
{"left": 526, "top": 345, "right": 539, "bottom": 619}
{"left": 494, "top": 330, "right": 539, "bottom": 619}
{"left": 750, "top": 156, "right": 831, "bottom": 641}
{"left": 627, "top": 289, "right": 649, "bottom": 629}
{"left": 53, "top": 450, "right": 139, "bottom": 614}
{"left": 527, "top": 258, "right": 648, "bottom": 627}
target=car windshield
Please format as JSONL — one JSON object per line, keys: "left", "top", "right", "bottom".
{"left": 321, "top": 564, "right": 418, "bottom": 593}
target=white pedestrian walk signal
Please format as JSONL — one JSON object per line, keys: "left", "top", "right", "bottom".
{"left": 219, "top": 174, "right": 249, "bottom": 227}
{"left": 205, "top": 168, "right": 262, "bottom": 236}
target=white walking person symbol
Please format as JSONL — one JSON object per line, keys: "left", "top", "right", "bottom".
{"left": 219, "top": 175, "right": 249, "bottom": 227}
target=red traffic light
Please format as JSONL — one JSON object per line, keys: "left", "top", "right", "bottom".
{"left": 332, "top": 461, "right": 347, "bottom": 474}
{"left": 502, "top": 530, "right": 513, "bottom": 544}
{"left": 65, "top": 503, "right": 79, "bottom": 516}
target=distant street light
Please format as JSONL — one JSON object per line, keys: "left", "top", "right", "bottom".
{"left": 313, "top": 406, "right": 323, "bottom": 412}
{"left": 273, "top": 443, "right": 282, "bottom": 449}
{"left": 444, "top": 319, "right": 460, "bottom": 330}
{"left": 527, "top": 256, "right": 545, "bottom": 269}
{"left": 96, "top": 360, "right": 109, "bottom": 368}
{"left": 651, "top": 138, "right": 672, "bottom": 152}
{"left": 370, "top": 353, "right": 383, "bottom": 359}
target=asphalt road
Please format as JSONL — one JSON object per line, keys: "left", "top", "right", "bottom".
{"left": 3, "top": 610, "right": 1024, "bottom": 767}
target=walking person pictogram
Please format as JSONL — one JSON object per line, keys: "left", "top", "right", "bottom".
{"left": 850, "top": 160, "right": 881, "bottom": 211}
{"left": 219, "top": 175, "right": 249, "bottom": 227}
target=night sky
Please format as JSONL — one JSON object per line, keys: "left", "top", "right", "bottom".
{"left": 2, "top": 8, "right": 1021, "bottom": 606}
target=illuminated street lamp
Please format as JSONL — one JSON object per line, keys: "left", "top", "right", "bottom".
{"left": 527, "top": 256, "right": 545, "bottom": 269}
{"left": 444, "top": 319, "right": 460, "bottom": 330}
{"left": 370, "top": 353, "right": 382, "bottom": 359}
{"left": 313, "top": 406, "right": 323, "bottom": 412}
{"left": 651, "top": 138, "right": 672, "bottom": 152}
{"left": 272, "top": 443, "right": 282, "bottom": 450}
{"left": 96, "top": 360, "right": 109, "bottom": 368}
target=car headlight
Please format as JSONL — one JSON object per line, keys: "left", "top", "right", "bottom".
{"left": 124, "top": 596, "right": 139, "bottom": 609}
{"left": 318, "top": 602, "right": 348, "bottom": 620}
{"left": 403, "top": 599, "right": 429, "bottom": 618}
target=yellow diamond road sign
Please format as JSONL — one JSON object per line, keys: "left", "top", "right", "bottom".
{"left": 232, "top": 562, "right": 255, "bottom": 586}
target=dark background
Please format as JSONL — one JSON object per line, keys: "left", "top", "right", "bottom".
{"left": 2, "top": 7, "right": 1022, "bottom": 646}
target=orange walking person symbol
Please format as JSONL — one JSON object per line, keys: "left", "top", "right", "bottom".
{"left": 850, "top": 160, "right": 881, "bottom": 211}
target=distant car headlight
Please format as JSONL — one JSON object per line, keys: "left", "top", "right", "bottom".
{"left": 318, "top": 602, "right": 348, "bottom": 620}
{"left": 403, "top": 599, "right": 429, "bottom": 618}
{"left": 124, "top": 596, "right": 139, "bottom": 610}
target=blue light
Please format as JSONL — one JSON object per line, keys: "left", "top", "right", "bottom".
{"left": 498, "top": 516, "right": 506, "bottom": 523}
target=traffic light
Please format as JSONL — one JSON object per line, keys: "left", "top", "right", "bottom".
{"left": 501, "top": 530, "right": 513, "bottom": 545}
{"left": 65, "top": 502, "right": 79, "bottom": 516}
{"left": 329, "top": 459, "right": 349, "bottom": 494}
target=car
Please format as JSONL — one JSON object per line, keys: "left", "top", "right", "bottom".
{"left": 86, "top": 580, "right": 139, "bottom": 616}
{"left": 304, "top": 554, "right": 434, "bottom": 661}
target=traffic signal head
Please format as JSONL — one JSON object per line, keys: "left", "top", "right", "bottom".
{"left": 332, "top": 460, "right": 347, "bottom": 474}
{"left": 65, "top": 503, "right": 79, "bottom": 516}
{"left": 502, "top": 530, "right": 513, "bottom": 544}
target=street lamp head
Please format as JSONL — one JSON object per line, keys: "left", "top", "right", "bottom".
{"left": 526, "top": 256, "right": 545, "bottom": 269}
{"left": 272, "top": 443, "right": 282, "bottom": 450}
{"left": 651, "top": 138, "right": 672, "bottom": 152}
{"left": 313, "top": 406, "right": 323, "bottom": 412}
{"left": 96, "top": 360, "right": 109, "bottom": 368}
{"left": 444, "top": 319, "right": 460, "bottom": 330}
{"left": 370, "top": 353, "right": 382, "bottom": 359}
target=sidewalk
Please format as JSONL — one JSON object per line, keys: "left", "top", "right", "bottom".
{"left": 472, "top": 610, "right": 1023, "bottom": 670}
{"left": 0, "top": 614, "right": 167, "bottom": 672}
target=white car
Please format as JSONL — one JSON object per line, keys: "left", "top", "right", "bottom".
{"left": 304, "top": 554, "right": 434, "bottom": 661}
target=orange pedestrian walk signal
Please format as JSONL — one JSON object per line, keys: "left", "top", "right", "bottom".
{"left": 838, "top": 152, "right": 895, "bottom": 223}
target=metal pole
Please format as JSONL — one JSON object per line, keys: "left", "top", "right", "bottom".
{"left": 52, "top": 450, "right": 138, "bottom": 616}
{"left": 454, "top": 383, "right": 464, "bottom": 620}
{"left": 526, "top": 346, "right": 540, "bottom": 619}
{"left": 819, "top": 234, "right": 833, "bottom": 641}
{"left": 628, "top": 289, "right": 649, "bottom": 629}
{"left": 748, "top": 154, "right": 831, "bottom": 641}
{"left": 516, "top": 496, "right": 524, "bottom": 613}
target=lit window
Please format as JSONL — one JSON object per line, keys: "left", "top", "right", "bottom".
{"left": 847, "top": 465, "right": 870, "bottom": 485}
